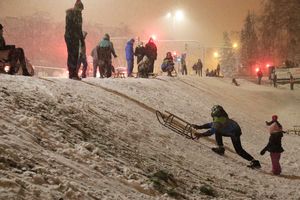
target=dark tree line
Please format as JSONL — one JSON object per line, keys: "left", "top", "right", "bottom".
{"left": 240, "top": 0, "right": 300, "bottom": 73}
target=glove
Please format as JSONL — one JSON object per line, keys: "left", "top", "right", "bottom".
{"left": 194, "top": 133, "right": 206, "bottom": 140}
{"left": 114, "top": 55, "right": 118, "bottom": 58}
{"left": 194, "top": 132, "right": 205, "bottom": 140}
{"left": 260, "top": 149, "right": 266, "bottom": 155}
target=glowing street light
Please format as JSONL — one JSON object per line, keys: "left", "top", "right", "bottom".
{"left": 166, "top": 12, "right": 172, "bottom": 19}
{"left": 232, "top": 42, "right": 238, "bottom": 49}
{"left": 175, "top": 10, "right": 184, "bottom": 21}
{"left": 213, "top": 51, "right": 219, "bottom": 58}
{"left": 165, "top": 10, "right": 185, "bottom": 22}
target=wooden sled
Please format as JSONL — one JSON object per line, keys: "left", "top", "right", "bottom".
{"left": 156, "top": 110, "right": 197, "bottom": 140}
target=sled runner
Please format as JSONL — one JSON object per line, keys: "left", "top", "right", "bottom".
{"left": 156, "top": 110, "right": 197, "bottom": 140}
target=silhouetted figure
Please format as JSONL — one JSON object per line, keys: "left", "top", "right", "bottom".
{"left": 181, "top": 53, "right": 187, "bottom": 75}
{"left": 77, "top": 31, "right": 88, "bottom": 78}
{"left": 97, "top": 33, "right": 117, "bottom": 78}
{"left": 257, "top": 68, "right": 263, "bottom": 85}
{"left": 216, "top": 64, "right": 221, "bottom": 76}
{"left": 232, "top": 78, "right": 240, "bottom": 86}
{"left": 65, "top": 0, "right": 84, "bottom": 80}
{"left": 125, "top": 38, "right": 135, "bottom": 77}
{"left": 134, "top": 41, "right": 145, "bottom": 65}
{"left": 145, "top": 38, "right": 157, "bottom": 73}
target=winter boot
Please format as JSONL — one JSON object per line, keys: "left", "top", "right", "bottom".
{"left": 211, "top": 146, "right": 225, "bottom": 155}
{"left": 247, "top": 160, "right": 261, "bottom": 169}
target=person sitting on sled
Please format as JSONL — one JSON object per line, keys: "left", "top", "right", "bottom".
{"left": 192, "top": 105, "right": 261, "bottom": 168}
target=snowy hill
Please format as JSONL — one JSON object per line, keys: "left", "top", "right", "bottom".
{"left": 0, "top": 74, "right": 300, "bottom": 200}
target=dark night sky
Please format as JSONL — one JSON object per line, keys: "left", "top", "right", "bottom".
{"left": 0, "top": 0, "right": 262, "bottom": 45}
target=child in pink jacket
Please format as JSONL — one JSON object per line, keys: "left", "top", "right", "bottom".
{"left": 260, "top": 115, "right": 284, "bottom": 175}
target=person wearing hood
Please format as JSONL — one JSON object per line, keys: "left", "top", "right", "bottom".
{"left": 0, "top": 24, "right": 31, "bottom": 76}
{"left": 192, "top": 105, "right": 261, "bottom": 169}
{"left": 64, "top": 0, "right": 84, "bottom": 80}
{"left": 161, "top": 52, "right": 175, "bottom": 77}
{"left": 125, "top": 38, "right": 135, "bottom": 77}
{"left": 97, "top": 33, "right": 117, "bottom": 78}
{"left": 145, "top": 37, "right": 157, "bottom": 73}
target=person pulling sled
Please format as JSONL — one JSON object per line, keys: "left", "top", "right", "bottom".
{"left": 192, "top": 105, "right": 261, "bottom": 169}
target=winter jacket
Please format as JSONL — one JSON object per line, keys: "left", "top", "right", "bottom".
{"left": 134, "top": 45, "right": 145, "bottom": 64}
{"left": 145, "top": 41, "right": 157, "bottom": 60}
{"left": 65, "top": 8, "right": 84, "bottom": 43}
{"left": 257, "top": 71, "right": 263, "bottom": 77}
{"left": 125, "top": 40, "right": 134, "bottom": 61}
{"left": 98, "top": 37, "right": 117, "bottom": 60}
{"left": 266, "top": 120, "right": 282, "bottom": 134}
{"left": 197, "top": 118, "right": 242, "bottom": 137}
{"left": 161, "top": 57, "right": 174, "bottom": 72}
{"left": 261, "top": 132, "right": 284, "bottom": 153}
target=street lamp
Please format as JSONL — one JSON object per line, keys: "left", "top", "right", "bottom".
{"left": 175, "top": 10, "right": 184, "bottom": 21}
{"left": 232, "top": 42, "right": 238, "bottom": 49}
{"left": 165, "top": 10, "right": 185, "bottom": 23}
{"left": 213, "top": 51, "right": 219, "bottom": 58}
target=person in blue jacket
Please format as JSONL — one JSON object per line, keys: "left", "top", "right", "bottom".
{"left": 125, "top": 38, "right": 135, "bottom": 77}
{"left": 192, "top": 105, "right": 261, "bottom": 168}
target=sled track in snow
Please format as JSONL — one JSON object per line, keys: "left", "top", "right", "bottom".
{"left": 38, "top": 78, "right": 300, "bottom": 180}
{"left": 81, "top": 80, "right": 157, "bottom": 114}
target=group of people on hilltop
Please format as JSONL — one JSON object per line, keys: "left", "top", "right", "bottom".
{"left": 193, "top": 105, "right": 285, "bottom": 175}
{"left": 124, "top": 37, "right": 158, "bottom": 78}
{"left": 205, "top": 64, "right": 221, "bottom": 77}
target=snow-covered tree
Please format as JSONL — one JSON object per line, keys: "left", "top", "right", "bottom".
{"left": 260, "top": 0, "right": 300, "bottom": 64}
{"left": 219, "top": 32, "right": 236, "bottom": 77}
{"left": 240, "top": 12, "right": 258, "bottom": 73}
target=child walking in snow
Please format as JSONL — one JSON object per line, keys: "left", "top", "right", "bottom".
{"left": 260, "top": 115, "right": 284, "bottom": 175}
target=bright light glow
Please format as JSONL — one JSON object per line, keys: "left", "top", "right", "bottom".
{"left": 4, "top": 65, "right": 10, "bottom": 73}
{"left": 255, "top": 68, "right": 260, "bottom": 72}
{"left": 166, "top": 12, "right": 172, "bottom": 19}
{"left": 233, "top": 43, "right": 238, "bottom": 49}
{"left": 213, "top": 52, "right": 219, "bottom": 58}
{"left": 266, "top": 64, "right": 270, "bottom": 68}
{"left": 175, "top": 10, "right": 184, "bottom": 21}
{"left": 173, "top": 51, "right": 177, "bottom": 56}
{"left": 151, "top": 34, "right": 157, "bottom": 41}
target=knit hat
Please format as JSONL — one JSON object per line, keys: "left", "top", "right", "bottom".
{"left": 272, "top": 115, "right": 278, "bottom": 121}
{"left": 74, "top": 0, "right": 84, "bottom": 10}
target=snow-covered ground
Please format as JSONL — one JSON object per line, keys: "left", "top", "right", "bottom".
{"left": 0, "top": 74, "right": 299, "bottom": 200}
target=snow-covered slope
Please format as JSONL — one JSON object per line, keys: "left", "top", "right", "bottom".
{"left": 0, "top": 74, "right": 299, "bottom": 200}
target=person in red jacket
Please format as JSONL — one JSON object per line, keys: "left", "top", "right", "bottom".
{"left": 257, "top": 68, "right": 263, "bottom": 85}
{"left": 260, "top": 115, "right": 284, "bottom": 175}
